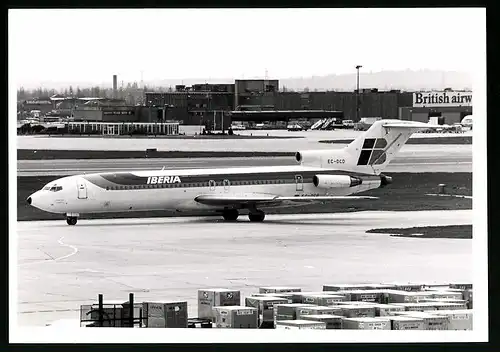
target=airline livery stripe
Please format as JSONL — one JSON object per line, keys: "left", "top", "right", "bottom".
{"left": 83, "top": 170, "right": 379, "bottom": 190}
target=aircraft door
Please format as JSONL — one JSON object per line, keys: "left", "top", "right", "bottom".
{"left": 295, "top": 174, "right": 304, "bottom": 192}
{"left": 223, "top": 179, "right": 230, "bottom": 192}
{"left": 77, "top": 179, "right": 88, "bottom": 199}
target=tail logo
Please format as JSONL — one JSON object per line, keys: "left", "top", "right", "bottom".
{"left": 357, "top": 138, "right": 388, "bottom": 166}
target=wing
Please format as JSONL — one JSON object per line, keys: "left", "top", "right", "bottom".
{"left": 194, "top": 193, "right": 378, "bottom": 209}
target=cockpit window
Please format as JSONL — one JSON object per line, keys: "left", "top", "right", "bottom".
{"left": 50, "top": 185, "right": 63, "bottom": 192}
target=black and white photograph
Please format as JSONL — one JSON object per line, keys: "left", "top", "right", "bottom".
{"left": 9, "top": 7, "right": 487, "bottom": 343}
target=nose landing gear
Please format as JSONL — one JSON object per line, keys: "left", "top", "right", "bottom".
{"left": 66, "top": 213, "right": 79, "bottom": 225}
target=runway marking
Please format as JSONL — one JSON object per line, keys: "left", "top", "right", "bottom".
{"left": 19, "top": 236, "right": 79, "bottom": 267}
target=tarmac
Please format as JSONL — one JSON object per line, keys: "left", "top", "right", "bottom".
{"left": 16, "top": 209, "right": 473, "bottom": 327}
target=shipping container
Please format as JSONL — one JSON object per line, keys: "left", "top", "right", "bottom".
{"left": 428, "top": 309, "right": 473, "bottom": 330}
{"left": 274, "top": 303, "right": 315, "bottom": 322}
{"left": 373, "top": 304, "right": 406, "bottom": 316}
{"left": 342, "top": 317, "right": 391, "bottom": 330}
{"left": 296, "top": 305, "right": 343, "bottom": 319}
{"left": 212, "top": 306, "right": 258, "bottom": 329}
{"left": 301, "top": 314, "right": 344, "bottom": 329}
{"left": 301, "top": 294, "right": 346, "bottom": 306}
{"left": 142, "top": 301, "right": 188, "bottom": 328}
{"left": 198, "top": 289, "right": 241, "bottom": 320}
{"left": 339, "top": 304, "right": 377, "bottom": 318}
{"left": 245, "top": 296, "right": 289, "bottom": 327}
{"left": 259, "top": 287, "right": 301, "bottom": 294}
{"left": 395, "top": 312, "right": 449, "bottom": 330}
{"left": 390, "top": 316, "right": 425, "bottom": 330}
{"left": 384, "top": 290, "right": 433, "bottom": 303}
{"left": 275, "top": 320, "right": 327, "bottom": 330}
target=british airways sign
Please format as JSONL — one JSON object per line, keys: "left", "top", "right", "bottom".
{"left": 413, "top": 91, "right": 472, "bottom": 108}
{"left": 146, "top": 176, "right": 182, "bottom": 184}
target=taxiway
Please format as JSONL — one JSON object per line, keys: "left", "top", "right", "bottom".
{"left": 17, "top": 209, "right": 473, "bottom": 327}
{"left": 17, "top": 152, "right": 472, "bottom": 176}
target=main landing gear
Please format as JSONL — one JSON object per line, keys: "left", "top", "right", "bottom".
{"left": 248, "top": 211, "right": 265, "bottom": 222}
{"left": 66, "top": 213, "right": 79, "bottom": 225}
{"left": 221, "top": 209, "right": 266, "bottom": 222}
{"left": 222, "top": 209, "right": 239, "bottom": 221}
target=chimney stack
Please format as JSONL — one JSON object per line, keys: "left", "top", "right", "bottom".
{"left": 113, "top": 75, "right": 117, "bottom": 99}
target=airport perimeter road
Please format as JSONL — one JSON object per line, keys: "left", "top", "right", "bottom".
{"left": 17, "top": 153, "right": 472, "bottom": 176}
{"left": 17, "top": 209, "right": 472, "bottom": 327}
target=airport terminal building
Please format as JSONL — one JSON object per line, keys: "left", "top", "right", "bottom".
{"left": 399, "top": 90, "right": 472, "bottom": 124}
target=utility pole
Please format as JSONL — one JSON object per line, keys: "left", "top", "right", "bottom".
{"left": 355, "top": 65, "right": 363, "bottom": 122}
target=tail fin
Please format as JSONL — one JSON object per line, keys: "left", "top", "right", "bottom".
{"left": 344, "top": 119, "right": 437, "bottom": 174}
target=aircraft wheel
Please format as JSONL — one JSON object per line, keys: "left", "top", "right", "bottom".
{"left": 222, "top": 209, "right": 239, "bottom": 221}
{"left": 248, "top": 211, "right": 265, "bottom": 222}
{"left": 66, "top": 217, "right": 78, "bottom": 226}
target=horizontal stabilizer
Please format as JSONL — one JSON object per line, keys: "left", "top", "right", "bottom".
{"left": 381, "top": 121, "right": 440, "bottom": 129}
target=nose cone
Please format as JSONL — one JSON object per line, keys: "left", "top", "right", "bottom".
{"left": 27, "top": 197, "right": 32, "bottom": 205}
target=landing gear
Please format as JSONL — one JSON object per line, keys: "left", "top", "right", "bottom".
{"left": 222, "top": 209, "right": 239, "bottom": 221}
{"left": 66, "top": 216, "right": 78, "bottom": 225}
{"left": 248, "top": 211, "right": 265, "bottom": 222}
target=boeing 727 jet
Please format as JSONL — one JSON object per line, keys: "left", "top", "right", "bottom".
{"left": 27, "top": 120, "right": 436, "bottom": 225}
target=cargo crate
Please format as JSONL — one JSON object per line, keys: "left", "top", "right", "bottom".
{"left": 290, "top": 291, "right": 341, "bottom": 304}
{"left": 213, "top": 306, "right": 258, "bottom": 328}
{"left": 449, "top": 283, "right": 473, "bottom": 290}
{"left": 384, "top": 290, "right": 433, "bottom": 304}
{"left": 389, "top": 316, "right": 425, "bottom": 330}
{"left": 342, "top": 317, "right": 391, "bottom": 330}
{"left": 373, "top": 304, "right": 406, "bottom": 316}
{"left": 395, "top": 312, "right": 449, "bottom": 330}
{"left": 429, "top": 291, "right": 465, "bottom": 300}
{"left": 274, "top": 303, "right": 316, "bottom": 321}
{"left": 339, "top": 290, "right": 386, "bottom": 303}
{"left": 275, "top": 320, "right": 327, "bottom": 330}
{"left": 422, "top": 298, "right": 468, "bottom": 305}
{"left": 245, "top": 296, "right": 289, "bottom": 327}
{"left": 392, "top": 303, "right": 438, "bottom": 312}
{"left": 198, "top": 289, "right": 241, "bottom": 320}
{"left": 301, "top": 294, "right": 346, "bottom": 306}
{"left": 296, "top": 305, "right": 343, "bottom": 319}
{"left": 463, "top": 289, "right": 473, "bottom": 309}
{"left": 428, "top": 309, "right": 473, "bottom": 330}
{"left": 301, "top": 314, "right": 343, "bottom": 329}
{"left": 323, "top": 283, "right": 395, "bottom": 291}
{"left": 142, "top": 301, "right": 188, "bottom": 328}
{"left": 259, "top": 287, "right": 301, "bottom": 294}
{"left": 339, "top": 304, "right": 377, "bottom": 318}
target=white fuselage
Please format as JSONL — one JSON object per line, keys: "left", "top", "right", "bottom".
{"left": 28, "top": 165, "right": 381, "bottom": 216}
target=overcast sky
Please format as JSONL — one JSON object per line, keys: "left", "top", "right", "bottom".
{"left": 9, "top": 8, "right": 485, "bottom": 88}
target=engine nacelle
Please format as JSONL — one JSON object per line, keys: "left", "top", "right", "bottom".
{"left": 313, "top": 174, "right": 363, "bottom": 189}
{"left": 295, "top": 150, "right": 341, "bottom": 166}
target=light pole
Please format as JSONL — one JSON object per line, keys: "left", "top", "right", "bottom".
{"left": 355, "top": 65, "right": 362, "bottom": 122}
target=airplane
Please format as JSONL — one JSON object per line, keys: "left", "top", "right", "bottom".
{"left": 26, "top": 119, "right": 438, "bottom": 225}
